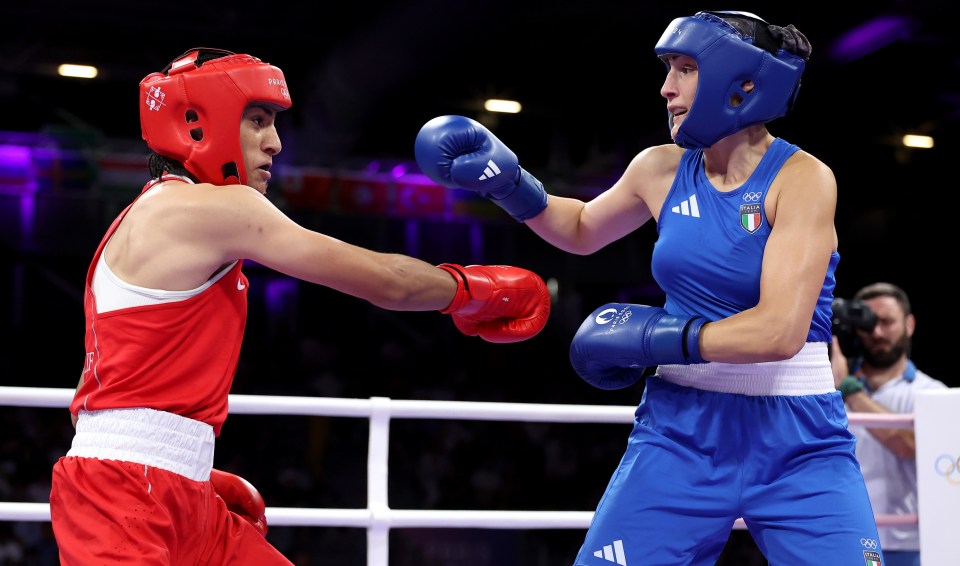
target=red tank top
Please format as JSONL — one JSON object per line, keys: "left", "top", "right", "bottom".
{"left": 71, "top": 177, "right": 248, "bottom": 435}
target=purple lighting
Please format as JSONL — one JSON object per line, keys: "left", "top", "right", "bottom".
{"left": 829, "top": 15, "right": 913, "bottom": 63}
{"left": 0, "top": 143, "right": 39, "bottom": 242}
{"left": 0, "top": 144, "right": 37, "bottom": 194}
{"left": 390, "top": 163, "right": 407, "bottom": 178}
{"left": 264, "top": 278, "right": 299, "bottom": 319}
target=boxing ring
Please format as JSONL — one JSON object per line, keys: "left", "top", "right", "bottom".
{"left": 0, "top": 385, "right": 942, "bottom": 565}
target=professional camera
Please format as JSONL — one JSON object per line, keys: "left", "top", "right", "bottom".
{"left": 831, "top": 297, "right": 877, "bottom": 358}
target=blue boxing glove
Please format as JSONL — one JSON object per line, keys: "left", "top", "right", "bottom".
{"left": 414, "top": 115, "right": 548, "bottom": 221}
{"left": 569, "top": 303, "right": 707, "bottom": 390}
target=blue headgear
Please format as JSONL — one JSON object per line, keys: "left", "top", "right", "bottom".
{"left": 654, "top": 11, "right": 811, "bottom": 148}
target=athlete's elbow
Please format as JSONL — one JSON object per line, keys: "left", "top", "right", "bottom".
{"left": 535, "top": 228, "right": 604, "bottom": 255}
{"left": 564, "top": 246, "right": 596, "bottom": 256}
{"left": 544, "top": 239, "right": 599, "bottom": 256}
{"left": 759, "top": 333, "right": 807, "bottom": 361}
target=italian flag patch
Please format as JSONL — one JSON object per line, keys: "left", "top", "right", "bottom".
{"left": 739, "top": 203, "right": 762, "bottom": 233}
{"left": 863, "top": 550, "right": 882, "bottom": 566}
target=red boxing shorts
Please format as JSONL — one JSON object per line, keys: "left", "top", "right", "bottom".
{"left": 50, "top": 409, "right": 291, "bottom": 565}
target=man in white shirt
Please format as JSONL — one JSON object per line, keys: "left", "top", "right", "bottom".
{"left": 832, "top": 282, "right": 947, "bottom": 566}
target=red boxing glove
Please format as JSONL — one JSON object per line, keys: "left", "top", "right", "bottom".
{"left": 210, "top": 468, "right": 268, "bottom": 537}
{"left": 438, "top": 263, "right": 551, "bottom": 343}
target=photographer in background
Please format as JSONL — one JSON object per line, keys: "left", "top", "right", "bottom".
{"left": 831, "top": 282, "right": 947, "bottom": 566}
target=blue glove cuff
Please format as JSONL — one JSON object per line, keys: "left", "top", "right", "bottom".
{"left": 490, "top": 168, "right": 548, "bottom": 222}
{"left": 647, "top": 313, "right": 707, "bottom": 365}
{"left": 683, "top": 317, "right": 707, "bottom": 363}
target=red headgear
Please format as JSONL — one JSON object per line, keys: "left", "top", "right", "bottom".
{"left": 139, "top": 48, "right": 292, "bottom": 186}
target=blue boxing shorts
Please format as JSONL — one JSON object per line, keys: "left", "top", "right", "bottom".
{"left": 574, "top": 375, "right": 884, "bottom": 566}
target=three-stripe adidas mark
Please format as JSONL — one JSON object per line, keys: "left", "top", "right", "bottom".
{"left": 671, "top": 194, "right": 699, "bottom": 217}
{"left": 478, "top": 159, "right": 502, "bottom": 180}
{"left": 593, "top": 539, "right": 627, "bottom": 565}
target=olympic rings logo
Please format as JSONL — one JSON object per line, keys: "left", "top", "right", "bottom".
{"left": 742, "top": 192, "right": 762, "bottom": 202}
{"left": 860, "top": 538, "right": 878, "bottom": 549}
{"left": 934, "top": 454, "right": 960, "bottom": 485}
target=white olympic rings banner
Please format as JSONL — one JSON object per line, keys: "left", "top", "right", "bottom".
{"left": 914, "top": 389, "right": 960, "bottom": 565}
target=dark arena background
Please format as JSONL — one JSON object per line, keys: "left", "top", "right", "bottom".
{"left": 1, "top": 1, "right": 955, "bottom": 564}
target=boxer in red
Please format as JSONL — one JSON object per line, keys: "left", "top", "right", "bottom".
{"left": 50, "top": 47, "right": 551, "bottom": 564}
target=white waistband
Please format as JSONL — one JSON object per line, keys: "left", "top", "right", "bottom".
{"left": 656, "top": 342, "right": 835, "bottom": 396}
{"left": 67, "top": 408, "right": 215, "bottom": 481}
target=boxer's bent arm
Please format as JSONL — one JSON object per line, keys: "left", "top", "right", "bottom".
{"left": 698, "top": 153, "right": 837, "bottom": 363}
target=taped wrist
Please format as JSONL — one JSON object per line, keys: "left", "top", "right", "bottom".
{"left": 838, "top": 375, "right": 866, "bottom": 399}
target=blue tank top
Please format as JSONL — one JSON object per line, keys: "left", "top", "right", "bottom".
{"left": 650, "top": 138, "right": 836, "bottom": 342}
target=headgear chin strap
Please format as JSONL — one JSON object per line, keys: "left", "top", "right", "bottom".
{"left": 139, "top": 48, "right": 292, "bottom": 186}
{"left": 655, "top": 11, "right": 810, "bottom": 149}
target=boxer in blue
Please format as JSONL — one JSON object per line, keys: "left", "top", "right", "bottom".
{"left": 414, "top": 10, "right": 884, "bottom": 566}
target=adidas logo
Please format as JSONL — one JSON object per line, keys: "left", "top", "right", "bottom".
{"left": 671, "top": 194, "right": 700, "bottom": 217}
{"left": 478, "top": 159, "right": 502, "bottom": 180}
{"left": 592, "top": 539, "right": 627, "bottom": 565}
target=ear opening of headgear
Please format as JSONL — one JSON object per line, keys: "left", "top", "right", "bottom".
{"left": 654, "top": 11, "right": 810, "bottom": 149}
{"left": 139, "top": 47, "right": 292, "bottom": 186}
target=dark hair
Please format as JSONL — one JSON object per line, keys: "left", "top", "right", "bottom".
{"left": 711, "top": 11, "right": 812, "bottom": 61}
{"left": 147, "top": 153, "right": 199, "bottom": 182}
{"left": 854, "top": 282, "right": 912, "bottom": 316}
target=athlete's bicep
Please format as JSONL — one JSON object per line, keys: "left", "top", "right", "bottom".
{"left": 212, "top": 190, "right": 367, "bottom": 281}
{"left": 757, "top": 159, "right": 837, "bottom": 344}
{"left": 211, "top": 189, "right": 435, "bottom": 298}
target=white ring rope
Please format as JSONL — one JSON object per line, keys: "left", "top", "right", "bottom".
{"left": 0, "top": 386, "right": 918, "bottom": 564}
{"left": 0, "top": 386, "right": 917, "bottom": 426}
{"left": 0, "top": 502, "right": 917, "bottom": 529}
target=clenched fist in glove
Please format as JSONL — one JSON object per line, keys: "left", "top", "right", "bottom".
{"left": 569, "top": 303, "right": 708, "bottom": 390}
{"left": 210, "top": 468, "right": 268, "bottom": 537}
{"left": 438, "top": 264, "right": 551, "bottom": 343}
{"left": 415, "top": 115, "right": 548, "bottom": 222}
